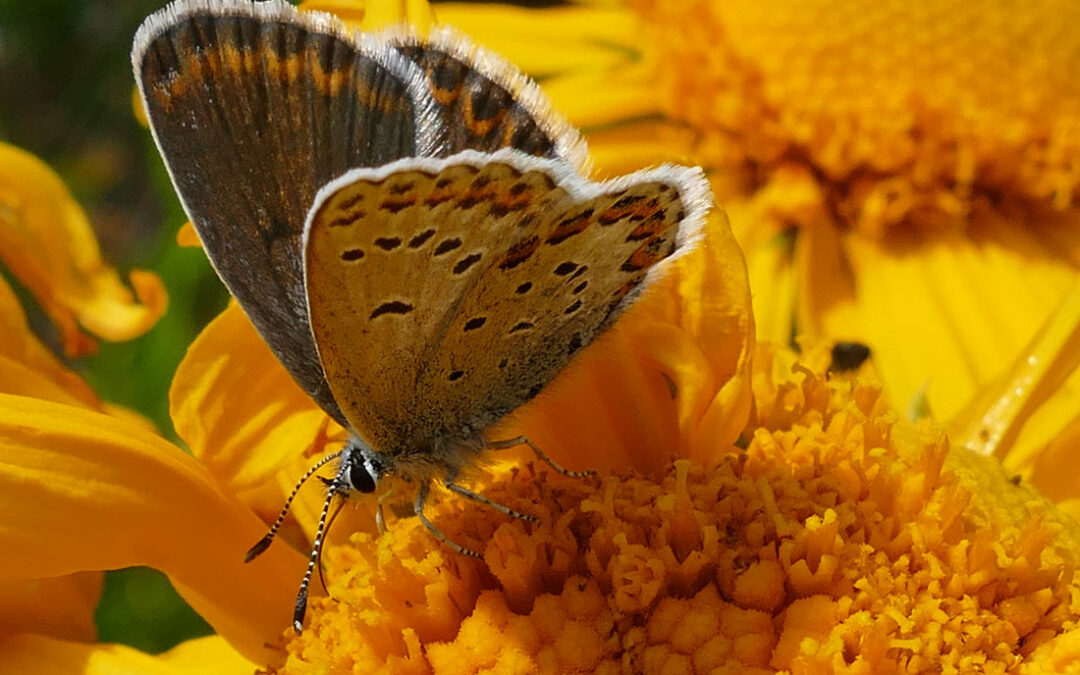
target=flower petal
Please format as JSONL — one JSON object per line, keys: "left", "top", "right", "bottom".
{"left": 584, "top": 121, "right": 698, "bottom": 179}
{"left": 433, "top": 3, "right": 639, "bottom": 77}
{"left": 0, "top": 143, "right": 167, "bottom": 356}
{"left": 541, "top": 63, "right": 662, "bottom": 133}
{"left": 0, "top": 275, "right": 100, "bottom": 407}
{"left": 301, "top": 0, "right": 435, "bottom": 30}
{"left": 0, "top": 634, "right": 254, "bottom": 675}
{"left": 841, "top": 219, "right": 1076, "bottom": 420}
{"left": 170, "top": 303, "right": 329, "bottom": 495}
{"left": 0, "top": 572, "right": 101, "bottom": 643}
{"left": 0, "top": 394, "right": 304, "bottom": 662}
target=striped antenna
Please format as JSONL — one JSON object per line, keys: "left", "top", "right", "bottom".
{"left": 244, "top": 451, "right": 343, "bottom": 562}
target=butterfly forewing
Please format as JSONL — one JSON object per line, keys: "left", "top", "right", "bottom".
{"left": 304, "top": 149, "right": 709, "bottom": 461}
{"left": 392, "top": 29, "right": 588, "bottom": 169}
{"left": 133, "top": 0, "right": 438, "bottom": 424}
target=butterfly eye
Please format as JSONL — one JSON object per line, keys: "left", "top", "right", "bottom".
{"left": 349, "top": 462, "right": 377, "bottom": 494}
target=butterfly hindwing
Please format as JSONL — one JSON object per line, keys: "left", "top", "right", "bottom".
{"left": 304, "top": 149, "right": 710, "bottom": 459}
{"left": 133, "top": 0, "right": 440, "bottom": 423}
{"left": 303, "top": 151, "right": 565, "bottom": 453}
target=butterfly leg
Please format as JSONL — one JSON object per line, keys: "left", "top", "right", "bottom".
{"left": 444, "top": 480, "right": 538, "bottom": 523}
{"left": 375, "top": 486, "right": 396, "bottom": 535}
{"left": 485, "top": 435, "right": 595, "bottom": 478}
{"left": 415, "top": 482, "right": 482, "bottom": 558}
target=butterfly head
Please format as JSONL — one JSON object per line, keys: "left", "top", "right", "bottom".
{"left": 339, "top": 435, "right": 385, "bottom": 495}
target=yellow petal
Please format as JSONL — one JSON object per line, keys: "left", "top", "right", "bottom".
{"left": 0, "top": 144, "right": 167, "bottom": 356}
{"left": 0, "top": 634, "right": 254, "bottom": 675}
{"left": 495, "top": 212, "right": 754, "bottom": 476}
{"left": 170, "top": 303, "right": 329, "bottom": 495}
{"left": 433, "top": 3, "right": 639, "bottom": 77}
{"left": 841, "top": 218, "right": 1076, "bottom": 421}
{"left": 946, "top": 271, "right": 1080, "bottom": 502}
{"left": 0, "top": 572, "right": 101, "bottom": 643}
{"left": 584, "top": 121, "right": 698, "bottom": 179}
{"left": 301, "top": 0, "right": 435, "bottom": 31}
{"left": 0, "top": 394, "right": 303, "bottom": 663}
{"left": 541, "top": 63, "right": 663, "bottom": 132}
{"left": 0, "top": 275, "right": 99, "bottom": 407}
{"left": 743, "top": 227, "right": 797, "bottom": 347}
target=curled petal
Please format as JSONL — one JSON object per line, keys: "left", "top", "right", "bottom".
{"left": 0, "top": 275, "right": 99, "bottom": 407}
{"left": 0, "top": 144, "right": 167, "bottom": 356}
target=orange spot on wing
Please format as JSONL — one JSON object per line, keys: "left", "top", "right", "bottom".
{"left": 599, "top": 200, "right": 663, "bottom": 225}
{"left": 499, "top": 236, "right": 541, "bottom": 269}
{"left": 490, "top": 191, "right": 533, "bottom": 218}
{"left": 621, "top": 237, "right": 668, "bottom": 272}
{"left": 547, "top": 210, "right": 593, "bottom": 245}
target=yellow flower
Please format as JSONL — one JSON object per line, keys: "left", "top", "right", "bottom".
{"left": 434, "top": 0, "right": 1080, "bottom": 425}
{"left": 1, "top": 203, "right": 753, "bottom": 672}
{"left": 11, "top": 2, "right": 1080, "bottom": 673}
{"left": 278, "top": 343, "right": 1080, "bottom": 673}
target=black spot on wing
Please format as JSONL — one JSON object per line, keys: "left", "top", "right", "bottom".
{"left": 453, "top": 253, "right": 482, "bottom": 274}
{"left": 554, "top": 261, "right": 578, "bottom": 276}
{"left": 434, "top": 238, "right": 462, "bottom": 256}
{"left": 370, "top": 301, "right": 413, "bottom": 319}
{"left": 463, "top": 317, "right": 487, "bottom": 331}
{"left": 408, "top": 229, "right": 436, "bottom": 248}
{"left": 340, "top": 248, "right": 365, "bottom": 261}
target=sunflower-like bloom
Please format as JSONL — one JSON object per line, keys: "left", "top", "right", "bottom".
{"left": 273, "top": 342, "right": 1080, "bottom": 674}
{"left": 0, "top": 201, "right": 753, "bottom": 673}
{"left": 435, "top": 0, "right": 1080, "bottom": 427}
{"left": 8, "top": 2, "right": 1080, "bottom": 674}
{"left": 7, "top": 208, "right": 1080, "bottom": 672}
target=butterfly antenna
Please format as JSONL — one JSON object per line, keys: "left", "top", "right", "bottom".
{"left": 244, "top": 451, "right": 343, "bottom": 563}
{"left": 294, "top": 485, "right": 339, "bottom": 633}
{"left": 317, "top": 497, "right": 347, "bottom": 596}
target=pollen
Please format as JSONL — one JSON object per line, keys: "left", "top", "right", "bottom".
{"left": 632, "top": 0, "right": 1080, "bottom": 237}
{"left": 272, "top": 344, "right": 1080, "bottom": 673}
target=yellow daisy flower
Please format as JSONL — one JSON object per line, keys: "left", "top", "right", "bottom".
{"left": 8, "top": 1, "right": 1080, "bottom": 673}
{"left": 433, "top": 0, "right": 1080, "bottom": 427}
{"left": 11, "top": 300, "right": 1080, "bottom": 671}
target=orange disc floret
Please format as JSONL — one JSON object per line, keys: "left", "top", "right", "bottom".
{"left": 273, "top": 344, "right": 1080, "bottom": 674}
{"left": 631, "top": 0, "right": 1080, "bottom": 236}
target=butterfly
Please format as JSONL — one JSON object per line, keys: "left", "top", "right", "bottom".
{"left": 133, "top": 0, "right": 711, "bottom": 631}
